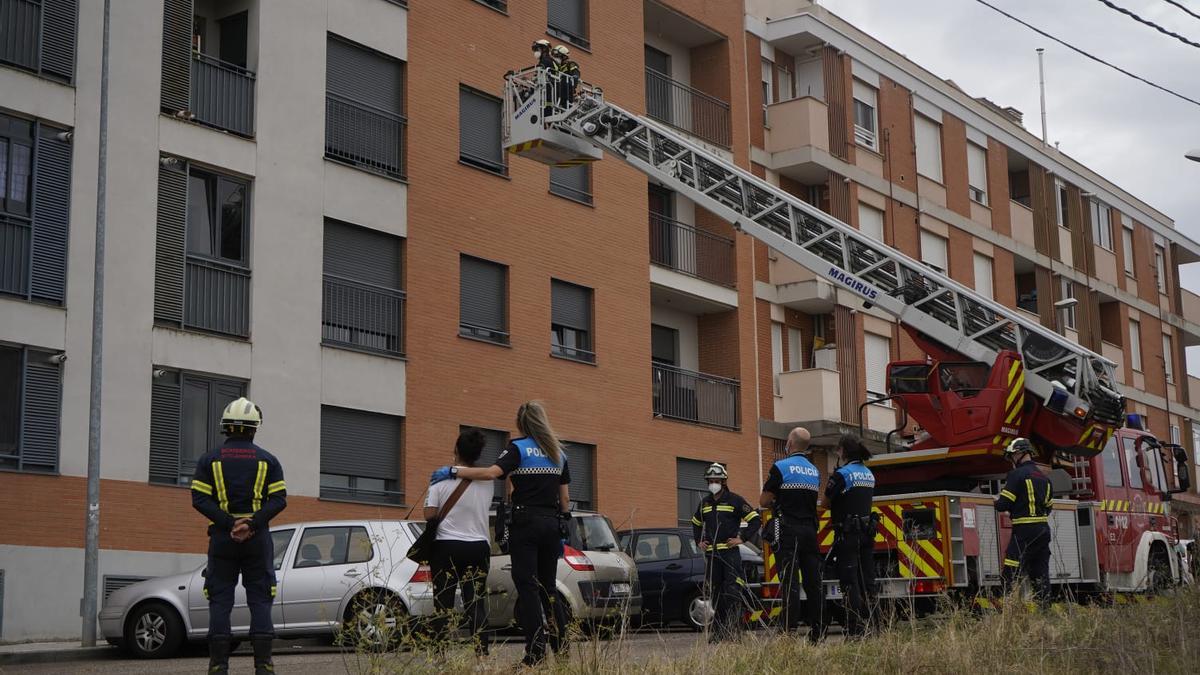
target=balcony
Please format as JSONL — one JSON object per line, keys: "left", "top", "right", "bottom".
{"left": 190, "top": 52, "right": 256, "bottom": 137}
{"left": 1101, "top": 340, "right": 1125, "bottom": 385}
{"left": 184, "top": 256, "right": 250, "bottom": 337}
{"left": 1010, "top": 200, "right": 1034, "bottom": 248}
{"left": 325, "top": 94, "right": 408, "bottom": 180}
{"left": 0, "top": 214, "right": 30, "bottom": 297}
{"left": 645, "top": 68, "right": 731, "bottom": 149}
{"left": 775, "top": 368, "right": 840, "bottom": 423}
{"left": 765, "top": 96, "right": 829, "bottom": 155}
{"left": 322, "top": 274, "right": 406, "bottom": 357}
{"left": 652, "top": 362, "right": 740, "bottom": 430}
{"left": 649, "top": 211, "right": 735, "bottom": 288}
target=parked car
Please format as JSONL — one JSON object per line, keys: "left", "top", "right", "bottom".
{"left": 617, "top": 527, "right": 765, "bottom": 630}
{"left": 100, "top": 520, "right": 431, "bottom": 658}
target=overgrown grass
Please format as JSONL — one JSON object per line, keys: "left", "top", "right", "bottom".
{"left": 340, "top": 587, "right": 1200, "bottom": 674}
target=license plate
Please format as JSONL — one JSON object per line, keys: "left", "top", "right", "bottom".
{"left": 827, "top": 584, "right": 842, "bottom": 599}
{"left": 610, "top": 583, "right": 631, "bottom": 595}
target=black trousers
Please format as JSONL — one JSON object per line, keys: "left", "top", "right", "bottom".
{"left": 509, "top": 512, "right": 566, "bottom": 663}
{"left": 205, "top": 526, "right": 275, "bottom": 638}
{"left": 704, "top": 548, "right": 745, "bottom": 640}
{"left": 776, "top": 521, "right": 825, "bottom": 638}
{"left": 430, "top": 539, "right": 491, "bottom": 653}
{"left": 834, "top": 529, "right": 875, "bottom": 636}
{"left": 1001, "top": 523, "right": 1051, "bottom": 602}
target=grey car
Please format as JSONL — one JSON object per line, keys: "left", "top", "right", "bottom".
{"left": 100, "top": 520, "right": 433, "bottom": 658}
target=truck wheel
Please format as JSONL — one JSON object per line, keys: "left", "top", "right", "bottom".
{"left": 1147, "top": 545, "right": 1173, "bottom": 594}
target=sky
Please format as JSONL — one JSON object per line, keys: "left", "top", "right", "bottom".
{"left": 813, "top": 0, "right": 1200, "bottom": 375}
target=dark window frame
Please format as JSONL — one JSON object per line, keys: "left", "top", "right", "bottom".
{"left": 0, "top": 114, "right": 34, "bottom": 217}
{"left": 185, "top": 165, "right": 250, "bottom": 268}
{"left": 459, "top": 253, "right": 510, "bottom": 346}
{"left": 470, "top": 0, "right": 507, "bottom": 12}
{"left": 547, "top": 0, "right": 590, "bottom": 51}
{"left": 321, "top": 219, "right": 406, "bottom": 358}
{"left": 292, "top": 525, "right": 375, "bottom": 569}
{"left": 563, "top": 440, "right": 594, "bottom": 510}
{"left": 319, "top": 405, "right": 404, "bottom": 506}
{"left": 324, "top": 33, "right": 408, "bottom": 180}
{"left": 550, "top": 278, "right": 594, "bottom": 363}
{"left": 147, "top": 368, "right": 246, "bottom": 486}
{"left": 458, "top": 85, "right": 508, "bottom": 177}
{"left": 549, "top": 164, "right": 593, "bottom": 205}
{"left": 0, "top": 343, "right": 61, "bottom": 475}
{"left": 0, "top": 0, "right": 77, "bottom": 84}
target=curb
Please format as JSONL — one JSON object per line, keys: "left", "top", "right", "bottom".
{"left": 0, "top": 645, "right": 117, "bottom": 666}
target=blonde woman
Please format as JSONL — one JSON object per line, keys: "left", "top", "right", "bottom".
{"left": 431, "top": 401, "right": 570, "bottom": 667}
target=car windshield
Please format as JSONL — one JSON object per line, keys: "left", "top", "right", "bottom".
{"left": 575, "top": 515, "right": 619, "bottom": 552}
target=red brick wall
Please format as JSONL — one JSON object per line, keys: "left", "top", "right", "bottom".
{"left": 941, "top": 115, "right": 971, "bottom": 218}
{"left": 947, "top": 226, "right": 975, "bottom": 288}
{"left": 699, "top": 310, "right": 742, "bottom": 380}
{"left": 878, "top": 77, "right": 916, "bottom": 190}
{"left": 986, "top": 138, "right": 1011, "bottom": 236}
{"left": 756, "top": 300, "right": 774, "bottom": 420}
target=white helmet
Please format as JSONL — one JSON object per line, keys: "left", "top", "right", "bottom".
{"left": 552, "top": 44, "right": 570, "bottom": 57}
{"left": 704, "top": 462, "right": 728, "bottom": 480}
{"left": 221, "top": 397, "right": 262, "bottom": 431}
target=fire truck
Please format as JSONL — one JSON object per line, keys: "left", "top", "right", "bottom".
{"left": 501, "top": 68, "right": 1192, "bottom": 609}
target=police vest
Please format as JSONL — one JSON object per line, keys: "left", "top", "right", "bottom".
{"left": 774, "top": 454, "right": 821, "bottom": 491}
{"left": 835, "top": 462, "right": 875, "bottom": 492}
{"left": 511, "top": 437, "right": 564, "bottom": 476}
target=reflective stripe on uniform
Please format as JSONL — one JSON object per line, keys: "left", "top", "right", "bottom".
{"left": 1044, "top": 483, "right": 1052, "bottom": 508}
{"left": 702, "top": 506, "right": 714, "bottom": 514}
{"left": 191, "top": 479, "right": 213, "bottom": 495}
{"left": 742, "top": 510, "right": 759, "bottom": 522}
{"left": 716, "top": 505, "right": 735, "bottom": 512}
{"left": 1000, "top": 490, "right": 1017, "bottom": 501}
{"left": 252, "top": 460, "right": 267, "bottom": 512}
{"left": 1003, "top": 558, "right": 1020, "bottom": 567}
{"left": 1012, "top": 516, "right": 1049, "bottom": 525}
{"left": 267, "top": 480, "right": 286, "bottom": 495}
{"left": 270, "top": 585, "right": 277, "bottom": 598}
{"left": 1025, "top": 478, "right": 1036, "bottom": 518}
{"left": 213, "top": 461, "right": 230, "bottom": 513}
{"left": 691, "top": 517, "right": 702, "bottom": 526}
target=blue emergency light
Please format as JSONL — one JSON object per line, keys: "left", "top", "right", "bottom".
{"left": 1125, "top": 413, "right": 1145, "bottom": 430}
{"left": 1046, "top": 386, "right": 1069, "bottom": 415}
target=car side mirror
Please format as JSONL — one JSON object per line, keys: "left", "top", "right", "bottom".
{"left": 1167, "top": 443, "right": 1191, "bottom": 493}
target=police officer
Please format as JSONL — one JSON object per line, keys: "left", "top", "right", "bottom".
{"left": 691, "top": 463, "right": 759, "bottom": 643}
{"left": 550, "top": 44, "right": 580, "bottom": 108}
{"left": 435, "top": 401, "right": 570, "bottom": 667}
{"left": 191, "top": 397, "right": 286, "bottom": 675}
{"left": 824, "top": 433, "right": 876, "bottom": 638}
{"left": 759, "top": 427, "right": 825, "bottom": 642}
{"left": 995, "top": 437, "right": 1052, "bottom": 604}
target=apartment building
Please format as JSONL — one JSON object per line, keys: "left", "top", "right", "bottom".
{"left": 0, "top": 0, "right": 1196, "bottom": 640}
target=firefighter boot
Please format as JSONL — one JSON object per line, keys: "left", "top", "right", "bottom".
{"left": 252, "top": 635, "right": 275, "bottom": 674}
{"left": 207, "top": 635, "right": 232, "bottom": 674}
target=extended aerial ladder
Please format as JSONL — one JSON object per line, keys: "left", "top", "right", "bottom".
{"left": 503, "top": 67, "right": 1125, "bottom": 475}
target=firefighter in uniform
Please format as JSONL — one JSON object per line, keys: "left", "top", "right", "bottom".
{"left": 191, "top": 397, "right": 287, "bottom": 675}
{"left": 995, "top": 437, "right": 1052, "bottom": 604}
{"left": 532, "top": 39, "right": 554, "bottom": 69}
{"left": 437, "top": 401, "right": 571, "bottom": 667}
{"left": 691, "top": 463, "right": 760, "bottom": 643}
{"left": 551, "top": 44, "right": 580, "bottom": 108}
{"left": 824, "top": 433, "right": 876, "bottom": 638}
{"left": 760, "top": 427, "right": 826, "bottom": 642}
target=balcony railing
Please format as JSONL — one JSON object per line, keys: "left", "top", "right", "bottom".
{"left": 0, "top": 0, "right": 39, "bottom": 71}
{"left": 652, "top": 362, "right": 740, "bottom": 430}
{"left": 326, "top": 93, "right": 407, "bottom": 179}
{"left": 0, "top": 215, "right": 31, "bottom": 297}
{"left": 184, "top": 256, "right": 251, "bottom": 337}
{"left": 322, "top": 274, "right": 406, "bottom": 357}
{"left": 645, "top": 68, "right": 731, "bottom": 148}
{"left": 649, "top": 212, "right": 736, "bottom": 288}
{"left": 191, "top": 52, "right": 255, "bottom": 137}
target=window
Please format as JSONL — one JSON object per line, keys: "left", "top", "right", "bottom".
{"left": 551, "top": 279, "right": 594, "bottom": 362}
{"left": 1122, "top": 225, "right": 1135, "bottom": 277}
{"left": 857, "top": 202, "right": 884, "bottom": 241}
{"left": 777, "top": 64, "right": 794, "bottom": 101}
{"left": 1123, "top": 436, "right": 1143, "bottom": 489}
{"left": 771, "top": 322, "right": 783, "bottom": 394}
{"left": 460, "top": 255, "right": 508, "bottom": 344}
{"left": 271, "top": 529, "right": 295, "bottom": 571}
{"left": 920, "top": 230, "right": 947, "bottom": 272}
{"left": 548, "top": 0, "right": 589, "bottom": 49}
{"left": 852, "top": 80, "right": 878, "bottom": 150}
{"left": 973, "top": 253, "right": 993, "bottom": 300}
{"left": 761, "top": 59, "right": 774, "bottom": 107}
{"left": 787, "top": 326, "right": 801, "bottom": 371}
{"left": 865, "top": 333, "right": 890, "bottom": 399}
{"left": 459, "top": 86, "right": 506, "bottom": 175}
{"left": 293, "top": 526, "right": 374, "bottom": 568}
{"left": 319, "top": 406, "right": 402, "bottom": 505}
{"left": 1144, "top": 442, "right": 1168, "bottom": 495}
{"left": 1055, "top": 180, "right": 1069, "bottom": 228}
{"left": 1059, "top": 278, "right": 1076, "bottom": 330}
{"left": 0, "top": 344, "right": 61, "bottom": 473}
{"left": 914, "top": 114, "right": 942, "bottom": 182}
{"left": 563, "top": 441, "right": 595, "bottom": 510}
{"left": 1088, "top": 199, "right": 1113, "bottom": 251}
{"left": 967, "top": 142, "right": 988, "bottom": 205}
{"left": 550, "top": 164, "right": 592, "bottom": 204}
{"left": 1154, "top": 244, "right": 1166, "bottom": 293}
{"left": 186, "top": 167, "right": 247, "bottom": 264}
{"left": 1163, "top": 334, "right": 1174, "bottom": 384}
{"left": 325, "top": 35, "right": 407, "bottom": 178}
{"left": 632, "top": 532, "right": 684, "bottom": 562}
{"left": 676, "top": 458, "right": 712, "bottom": 525}
{"left": 322, "top": 220, "right": 405, "bottom": 357}
{"left": 148, "top": 370, "right": 245, "bottom": 485}
{"left": 1102, "top": 436, "right": 1123, "bottom": 488}
{"left": 0, "top": 0, "right": 76, "bottom": 82}
{"left": 473, "top": 0, "right": 506, "bottom": 10}
{"left": 466, "top": 425, "right": 509, "bottom": 503}
{"left": 651, "top": 324, "right": 678, "bottom": 366}
{"left": 1130, "top": 319, "right": 1142, "bottom": 372}
{"left": 0, "top": 114, "right": 71, "bottom": 304}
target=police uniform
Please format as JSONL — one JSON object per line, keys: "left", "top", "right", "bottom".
{"left": 191, "top": 438, "right": 286, "bottom": 670}
{"left": 995, "top": 460, "right": 1052, "bottom": 601}
{"left": 690, "top": 489, "right": 759, "bottom": 640}
{"left": 824, "top": 460, "right": 876, "bottom": 636}
{"left": 762, "top": 453, "right": 824, "bottom": 639}
{"left": 495, "top": 437, "right": 571, "bottom": 665}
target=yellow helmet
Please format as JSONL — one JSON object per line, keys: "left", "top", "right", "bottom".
{"left": 552, "top": 44, "right": 570, "bottom": 57}
{"left": 221, "top": 397, "right": 262, "bottom": 430}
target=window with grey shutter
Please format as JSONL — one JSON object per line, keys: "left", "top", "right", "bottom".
{"left": 465, "top": 425, "right": 508, "bottom": 503}
{"left": 148, "top": 371, "right": 182, "bottom": 485}
{"left": 148, "top": 370, "right": 245, "bottom": 486}
{"left": 548, "top": 0, "right": 589, "bottom": 49}
{"left": 563, "top": 441, "right": 594, "bottom": 510}
{"left": 460, "top": 254, "right": 508, "bottom": 344}
{"left": 322, "top": 220, "right": 405, "bottom": 356}
{"left": 551, "top": 279, "right": 593, "bottom": 362}
{"left": 320, "top": 406, "right": 403, "bottom": 505}
{"left": 40, "top": 0, "right": 77, "bottom": 82}
{"left": 0, "top": 0, "right": 76, "bottom": 81}
{"left": 325, "top": 35, "right": 407, "bottom": 178}
{"left": 459, "top": 86, "right": 505, "bottom": 175}
{"left": 0, "top": 346, "right": 61, "bottom": 473}
{"left": 30, "top": 124, "right": 71, "bottom": 304}
{"left": 676, "top": 457, "right": 712, "bottom": 525}
{"left": 160, "top": 0, "right": 193, "bottom": 113}
{"left": 154, "top": 160, "right": 187, "bottom": 325}
{"left": 549, "top": 164, "right": 591, "bottom": 204}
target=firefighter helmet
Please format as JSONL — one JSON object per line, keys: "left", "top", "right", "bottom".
{"left": 552, "top": 44, "right": 570, "bottom": 57}
{"left": 533, "top": 39, "right": 551, "bottom": 51}
{"left": 1004, "top": 437, "right": 1033, "bottom": 459}
{"left": 221, "top": 397, "right": 263, "bottom": 430}
{"left": 704, "top": 462, "right": 728, "bottom": 481}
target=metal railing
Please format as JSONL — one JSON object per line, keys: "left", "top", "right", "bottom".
{"left": 325, "top": 93, "right": 407, "bottom": 179}
{"left": 459, "top": 321, "right": 510, "bottom": 345}
{"left": 0, "top": 0, "right": 40, "bottom": 71}
{"left": 652, "top": 362, "right": 740, "bottom": 430}
{"left": 649, "top": 212, "right": 736, "bottom": 288}
{"left": 552, "top": 343, "right": 596, "bottom": 363}
{"left": 320, "top": 484, "right": 403, "bottom": 506}
{"left": 184, "top": 256, "right": 251, "bottom": 337}
{"left": 644, "top": 68, "right": 732, "bottom": 148}
{"left": 0, "top": 215, "right": 31, "bottom": 297}
{"left": 322, "top": 274, "right": 406, "bottom": 357}
{"left": 191, "top": 52, "right": 256, "bottom": 137}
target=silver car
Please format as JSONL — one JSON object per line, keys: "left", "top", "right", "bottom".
{"left": 100, "top": 520, "right": 432, "bottom": 658}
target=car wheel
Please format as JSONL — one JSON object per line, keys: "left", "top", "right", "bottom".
{"left": 341, "top": 590, "right": 408, "bottom": 650}
{"left": 123, "top": 601, "right": 185, "bottom": 659}
{"left": 683, "top": 591, "right": 711, "bottom": 632}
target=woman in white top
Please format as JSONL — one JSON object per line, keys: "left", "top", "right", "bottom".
{"left": 424, "top": 428, "right": 494, "bottom": 655}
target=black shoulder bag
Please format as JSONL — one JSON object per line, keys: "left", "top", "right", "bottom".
{"left": 407, "top": 479, "right": 472, "bottom": 564}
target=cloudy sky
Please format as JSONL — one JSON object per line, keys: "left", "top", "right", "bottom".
{"left": 814, "top": 0, "right": 1200, "bottom": 374}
